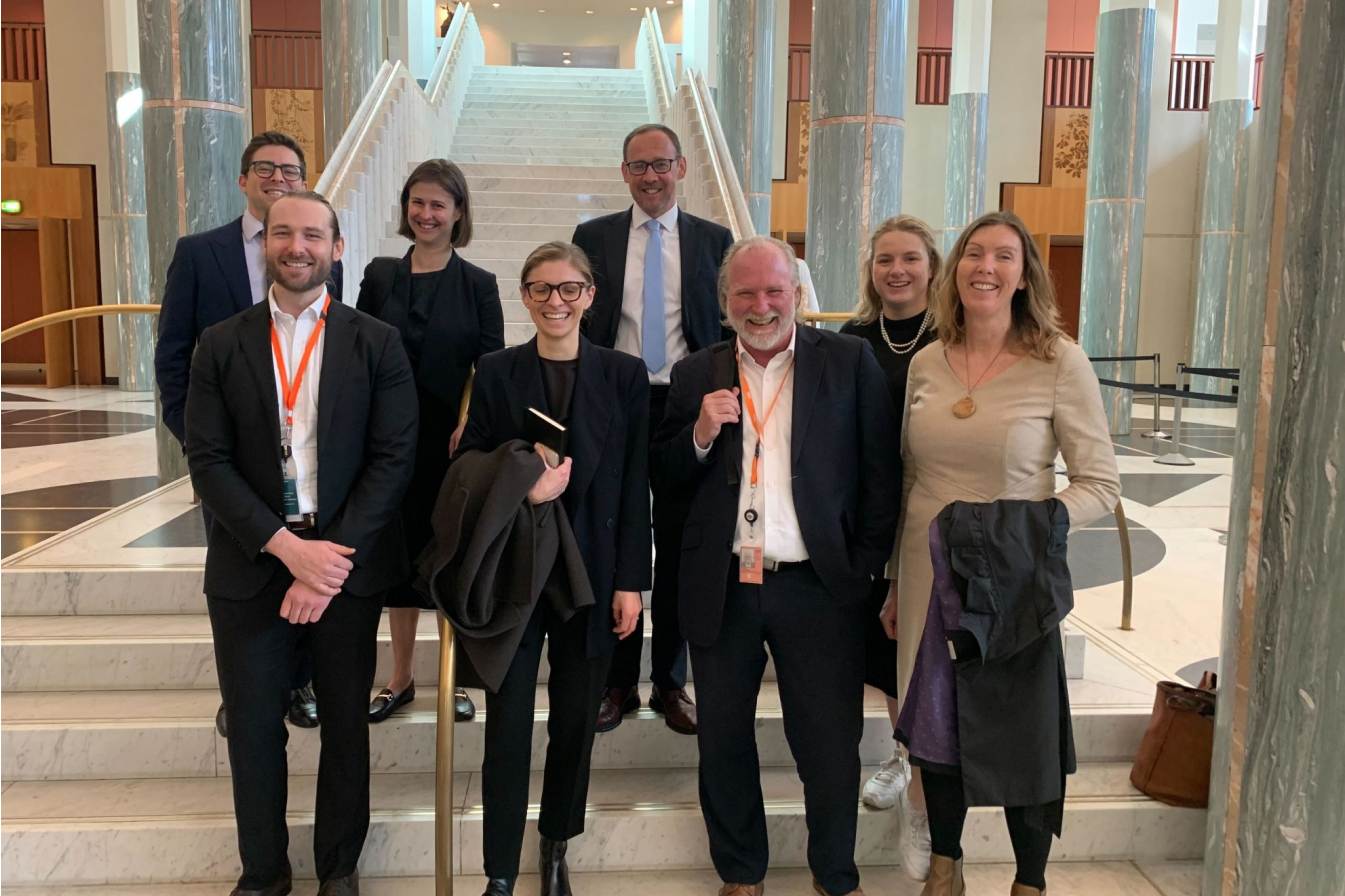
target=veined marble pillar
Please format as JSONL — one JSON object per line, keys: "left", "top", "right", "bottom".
{"left": 1203, "top": 0, "right": 1345, "bottom": 890}
{"left": 1189, "top": 0, "right": 1260, "bottom": 399}
{"left": 1077, "top": 0, "right": 1156, "bottom": 433}
{"left": 138, "top": 0, "right": 249, "bottom": 481}
{"left": 716, "top": 0, "right": 775, "bottom": 234}
{"left": 940, "top": 0, "right": 993, "bottom": 251}
{"left": 103, "top": 0, "right": 153, "bottom": 393}
{"left": 805, "top": 0, "right": 907, "bottom": 313}
{"left": 322, "top": 1, "right": 385, "bottom": 158}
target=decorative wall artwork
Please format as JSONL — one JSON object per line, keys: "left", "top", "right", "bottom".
{"left": 2, "top": 81, "right": 39, "bottom": 166}
{"left": 257, "top": 87, "right": 323, "bottom": 174}
{"left": 1052, "top": 110, "right": 1090, "bottom": 182}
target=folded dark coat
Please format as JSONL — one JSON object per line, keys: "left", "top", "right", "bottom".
{"left": 418, "top": 441, "right": 595, "bottom": 692}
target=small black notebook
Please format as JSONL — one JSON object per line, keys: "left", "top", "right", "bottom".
{"left": 525, "top": 407, "right": 568, "bottom": 466}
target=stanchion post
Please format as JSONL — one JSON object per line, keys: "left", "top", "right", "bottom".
{"left": 1155, "top": 363, "right": 1195, "bottom": 466}
{"left": 435, "top": 615, "right": 457, "bottom": 896}
{"left": 1142, "top": 352, "right": 1168, "bottom": 439}
{"left": 1115, "top": 502, "right": 1135, "bottom": 630}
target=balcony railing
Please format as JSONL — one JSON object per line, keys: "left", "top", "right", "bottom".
{"left": 1254, "top": 53, "right": 1264, "bottom": 109}
{"left": 915, "top": 47, "right": 951, "bottom": 105}
{"left": 1044, "top": 52, "right": 1093, "bottom": 108}
{"left": 251, "top": 30, "right": 323, "bottom": 89}
{"left": 787, "top": 44, "right": 810, "bottom": 102}
{"left": 2, "top": 23, "right": 45, "bottom": 81}
{"left": 1169, "top": 54, "right": 1213, "bottom": 111}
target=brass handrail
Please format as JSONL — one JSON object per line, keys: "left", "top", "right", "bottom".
{"left": 0, "top": 304, "right": 160, "bottom": 344}
{"left": 799, "top": 310, "right": 853, "bottom": 324}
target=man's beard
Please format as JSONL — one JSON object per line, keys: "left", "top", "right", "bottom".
{"left": 730, "top": 312, "right": 793, "bottom": 352}
{"left": 266, "top": 255, "right": 331, "bottom": 294}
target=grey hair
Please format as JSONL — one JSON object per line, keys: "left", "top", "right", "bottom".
{"left": 716, "top": 235, "right": 802, "bottom": 313}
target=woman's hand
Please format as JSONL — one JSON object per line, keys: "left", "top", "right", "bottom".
{"left": 527, "top": 455, "right": 571, "bottom": 504}
{"left": 879, "top": 579, "right": 898, "bottom": 641}
{"left": 612, "top": 590, "right": 642, "bottom": 639}
{"left": 448, "top": 422, "right": 466, "bottom": 456}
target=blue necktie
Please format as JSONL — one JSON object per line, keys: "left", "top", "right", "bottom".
{"left": 642, "top": 219, "right": 666, "bottom": 374}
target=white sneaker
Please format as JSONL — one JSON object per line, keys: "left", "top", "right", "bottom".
{"left": 898, "top": 788, "right": 932, "bottom": 881}
{"left": 861, "top": 748, "right": 911, "bottom": 809}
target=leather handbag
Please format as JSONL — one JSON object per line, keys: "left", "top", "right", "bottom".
{"left": 1129, "top": 671, "right": 1217, "bottom": 808}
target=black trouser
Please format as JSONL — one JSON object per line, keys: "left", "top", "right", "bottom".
{"left": 202, "top": 504, "right": 312, "bottom": 691}
{"left": 606, "top": 383, "right": 689, "bottom": 692}
{"left": 207, "top": 575, "right": 382, "bottom": 888}
{"left": 691, "top": 563, "right": 866, "bottom": 895}
{"left": 482, "top": 601, "right": 611, "bottom": 880}
{"left": 922, "top": 768, "right": 1054, "bottom": 890}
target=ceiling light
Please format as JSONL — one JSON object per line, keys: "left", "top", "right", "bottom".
{"left": 562, "top": 51, "right": 571, "bottom": 56}
{"left": 586, "top": 8, "right": 595, "bottom": 12}
{"left": 563, "top": 59, "right": 572, "bottom": 64}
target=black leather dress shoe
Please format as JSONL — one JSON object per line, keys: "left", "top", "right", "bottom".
{"left": 540, "top": 835, "right": 572, "bottom": 896}
{"left": 288, "top": 685, "right": 319, "bottom": 728}
{"left": 215, "top": 702, "right": 228, "bottom": 738}
{"left": 649, "top": 686, "right": 698, "bottom": 735}
{"left": 595, "top": 686, "right": 641, "bottom": 733}
{"left": 369, "top": 681, "right": 415, "bottom": 723}
{"left": 317, "top": 870, "right": 358, "bottom": 895}
{"left": 455, "top": 687, "right": 476, "bottom": 721}
{"left": 229, "top": 866, "right": 292, "bottom": 896}
{"left": 482, "top": 878, "right": 515, "bottom": 895}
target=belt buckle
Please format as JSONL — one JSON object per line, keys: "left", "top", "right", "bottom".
{"left": 761, "top": 557, "right": 781, "bottom": 573}
{"left": 286, "top": 512, "right": 317, "bottom": 533}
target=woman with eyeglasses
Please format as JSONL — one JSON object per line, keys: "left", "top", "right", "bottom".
{"left": 458, "top": 241, "right": 650, "bottom": 896}
{"left": 356, "top": 158, "right": 503, "bottom": 725}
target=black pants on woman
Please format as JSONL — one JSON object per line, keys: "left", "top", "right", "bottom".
{"left": 482, "top": 601, "right": 610, "bottom": 880}
{"left": 921, "top": 767, "right": 1054, "bottom": 890}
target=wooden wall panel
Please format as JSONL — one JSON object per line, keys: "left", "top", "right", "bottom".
{"left": 70, "top": 166, "right": 102, "bottom": 385}
{"left": 37, "top": 217, "right": 72, "bottom": 387}
{"left": 1, "top": 228, "right": 45, "bottom": 363}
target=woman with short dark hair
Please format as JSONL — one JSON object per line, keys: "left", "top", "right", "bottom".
{"left": 357, "top": 158, "right": 502, "bottom": 724}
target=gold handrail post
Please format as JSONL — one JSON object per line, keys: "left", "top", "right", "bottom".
{"left": 435, "top": 615, "right": 457, "bottom": 895}
{"left": 1114, "top": 501, "right": 1135, "bottom": 631}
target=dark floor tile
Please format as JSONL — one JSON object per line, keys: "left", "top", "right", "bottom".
{"left": 1, "top": 532, "right": 53, "bottom": 557}
{"left": 1118, "top": 473, "right": 1221, "bottom": 506}
{"left": 127, "top": 507, "right": 207, "bottom": 548}
{"left": 1068, "top": 525, "right": 1166, "bottom": 590}
{"left": 1, "top": 476, "right": 162, "bottom": 508}
{"left": 1, "top": 409, "right": 67, "bottom": 423}
{"left": 1112, "top": 444, "right": 1150, "bottom": 457}
{"left": 0, "top": 391, "right": 48, "bottom": 402}
{"left": 1, "top": 508, "right": 105, "bottom": 532}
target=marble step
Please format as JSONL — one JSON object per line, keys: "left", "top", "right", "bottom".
{"left": 471, "top": 222, "right": 581, "bottom": 242}
{"left": 465, "top": 86, "right": 647, "bottom": 100}
{"left": 0, "top": 764, "right": 1205, "bottom": 885}
{"left": 1, "top": 683, "right": 941, "bottom": 781}
{"left": 458, "top": 108, "right": 648, "bottom": 124}
{"left": 454, "top": 124, "right": 636, "bottom": 139}
{"left": 474, "top": 205, "right": 612, "bottom": 225}
{"left": 460, "top": 162, "right": 623, "bottom": 182}
{"left": 460, "top": 100, "right": 648, "bottom": 115}
{"left": 465, "top": 175, "right": 634, "bottom": 195}
{"left": 0, "top": 613, "right": 717, "bottom": 692}
{"left": 471, "top": 66, "right": 645, "bottom": 80}
{"left": 454, "top": 153, "right": 621, "bottom": 167}
{"left": 470, "top": 191, "right": 630, "bottom": 211}
{"left": 453, "top": 133, "right": 629, "bottom": 151}
{"left": 455, "top": 113, "right": 644, "bottom": 129}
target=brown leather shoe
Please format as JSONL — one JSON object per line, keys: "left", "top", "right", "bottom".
{"left": 595, "top": 687, "right": 640, "bottom": 733}
{"left": 920, "top": 855, "right": 965, "bottom": 896}
{"left": 649, "top": 685, "right": 697, "bottom": 735}
{"left": 317, "top": 870, "right": 359, "bottom": 895}
{"left": 230, "top": 868, "right": 292, "bottom": 896}
{"left": 718, "top": 884, "right": 764, "bottom": 896}
{"left": 812, "top": 880, "right": 865, "bottom": 895}
{"left": 1009, "top": 883, "right": 1045, "bottom": 895}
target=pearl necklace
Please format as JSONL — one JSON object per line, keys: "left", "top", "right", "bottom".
{"left": 878, "top": 310, "right": 932, "bottom": 355}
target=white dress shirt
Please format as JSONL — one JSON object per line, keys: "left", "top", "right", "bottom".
{"left": 242, "top": 210, "right": 267, "bottom": 307}
{"left": 616, "top": 204, "right": 685, "bottom": 385}
{"left": 268, "top": 288, "right": 326, "bottom": 518}
{"left": 695, "top": 329, "right": 808, "bottom": 563}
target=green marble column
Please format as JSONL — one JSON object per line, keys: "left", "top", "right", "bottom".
{"left": 940, "top": 0, "right": 993, "bottom": 252}
{"left": 805, "top": 0, "right": 908, "bottom": 312}
{"left": 717, "top": 0, "right": 775, "bottom": 234}
{"left": 1189, "top": 0, "right": 1258, "bottom": 400}
{"left": 322, "top": 0, "right": 385, "bottom": 158}
{"left": 138, "top": 0, "right": 249, "bottom": 481}
{"left": 1203, "top": 0, "right": 1345, "bottom": 890}
{"left": 1077, "top": 0, "right": 1156, "bottom": 434}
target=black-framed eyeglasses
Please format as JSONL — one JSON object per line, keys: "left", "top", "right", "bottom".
{"left": 523, "top": 280, "right": 590, "bottom": 303}
{"left": 623, "top": 158, "right": 678, "bottom": 175}
{"left": 248, "top": 160, "right": 305, "bottom": 182}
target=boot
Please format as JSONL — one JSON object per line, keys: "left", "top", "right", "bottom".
{"left": 1009, "top": 884, "right": 1044, "bottom": 895}
{"left": 920, "top": 854, "right": 965, "bottom": 896}
{"left": 481, "top": 879, "right": 514, "bottom": 896}
{"left": 540, "top": 836, "right": 572, "bottom": 896}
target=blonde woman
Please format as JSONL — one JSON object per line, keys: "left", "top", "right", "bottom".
{"left": 881, "top": 211, "right": 1119, "bottom": 895}
{"left": 839, "top": 216, "right": 940, "bottom": 813}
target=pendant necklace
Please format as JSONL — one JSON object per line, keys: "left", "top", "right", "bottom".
{"left": 878, "top": 310, "right": 931, "bottom": 355}
{"left": 952, "top": 341, "right": 1007, "bottom": 419}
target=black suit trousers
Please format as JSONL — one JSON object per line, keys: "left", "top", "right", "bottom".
{"left": 691, "top": 563, "right": 866, "bottom": 894}
{"left": 207, "top": 574, "right": 382, "bottom": 887}
{"left": 482, "top": 601, "right": 612, "bottom": 879}
{"left": 606, "top": 383, "right": 689, "bottom": 691}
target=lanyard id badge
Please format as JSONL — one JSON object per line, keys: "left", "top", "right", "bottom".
{"left": 271, "top": 296, "right": 330, "bottom": 521}
{"left": 736, "top": 356, "right": 793, "bottom": 584}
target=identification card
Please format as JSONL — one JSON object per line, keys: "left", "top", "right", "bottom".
{"left": 282, "top": 476, "right": 301, "bottom": 517}
{"left": 738, "top": 544, "right": 764, "bottom": 585}
{"left": 280, "top": 441, "right": 301, "bottom": 519}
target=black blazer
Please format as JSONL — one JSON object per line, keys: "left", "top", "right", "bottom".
{"left": 185, "top": 299, "right": 417, "bottom": 601}
{"left": 355, "top": 249, "right": 503, "bottom": 411}
{"left": 458, "top": 336, "right": 652, "bottom": 657}
{"left": 155, "top": 216, "right": 344, "bottom": 445}
{"left": 572, "top": 207, "right": 733, "bottom": 355}
{"left": 653, "top": 326, "right": 902, "bottom": 646}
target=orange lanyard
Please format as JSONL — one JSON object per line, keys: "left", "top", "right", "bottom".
{"left": 269, "top": 296, "right": 331, "bottom": 433}
{"left": 737, "top": 355, "right": 794, "bottom": 488}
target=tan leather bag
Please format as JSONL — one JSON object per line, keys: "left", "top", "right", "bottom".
{"left": 1129, "top": 671, "right": 1217, "bottom": 808}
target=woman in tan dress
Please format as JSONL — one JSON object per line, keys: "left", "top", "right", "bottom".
{"left": 880, "top": 211, "right": 1120, "bottom": 895}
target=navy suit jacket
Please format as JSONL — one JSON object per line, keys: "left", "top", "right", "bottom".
{"left": 653, "top": 326, "right": 901, "bottom": 646}
{"left": 572, "top": 207, "right": 733, "bottom": 356}
{"left": 155, "top": 216, "right": 344, "bottom": 445}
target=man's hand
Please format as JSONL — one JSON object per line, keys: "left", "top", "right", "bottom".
{"left": 612, "top": 590, "right": 642, "bottom": 639}
{"left": 265, "top": 529, "right": 355, "bottom": 596}
{"left": 280, "top": 579, "right": 336, "bottom": 625}
{"left": 527, "top": 455, "right": 572, "bottom": 505}
{"left": 449, "top": 421, "right": 466, "bottom": 456}
{"left": 879, "top": 579, "right": 898, "bottom": 641}
{"left": 693, "top": 387, "right": 741, "bottom": 450}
